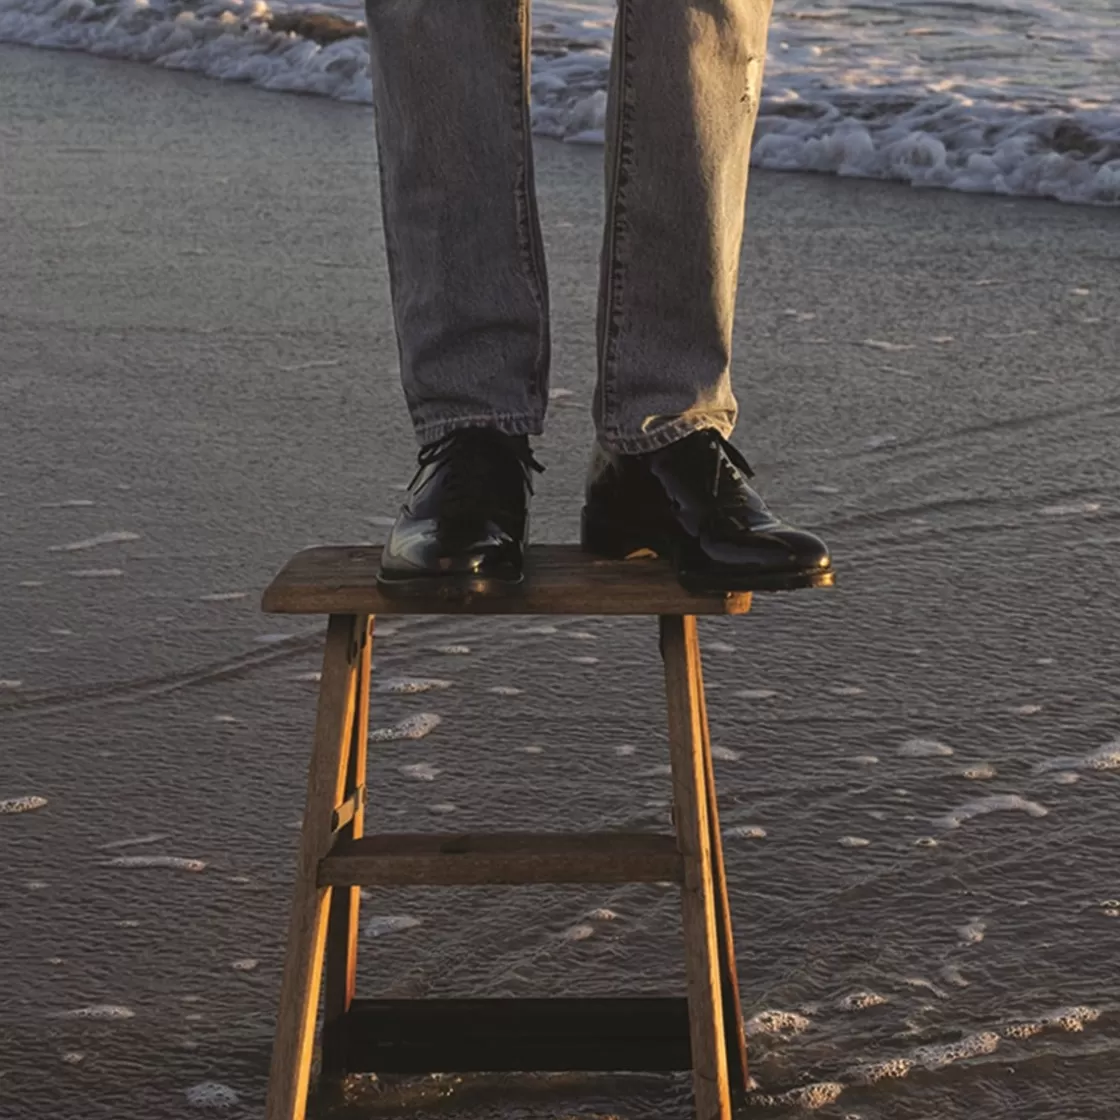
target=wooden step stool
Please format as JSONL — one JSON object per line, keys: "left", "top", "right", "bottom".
{"left": 261, "top": 544, "right": 754, "bottom": 1120}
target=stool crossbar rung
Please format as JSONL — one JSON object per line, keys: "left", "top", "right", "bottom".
{"left": 319, "top": 831, "right": 683, "bottom": 887}
{"left": 261, "top": 545, "right": 752, "bottom": 1120}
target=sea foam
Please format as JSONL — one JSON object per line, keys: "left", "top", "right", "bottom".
{"left": 1, "top": 0, "right": 1117, "bottom": 207}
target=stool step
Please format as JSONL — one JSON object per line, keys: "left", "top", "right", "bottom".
{"left": 322, "top": 996, "right": 691, "bottom": 1075}
{"left": 318, "top": 831, "right": 682, "bottom": 887}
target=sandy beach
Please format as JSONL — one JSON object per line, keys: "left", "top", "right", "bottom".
{"left": 3, "top": 42, "right": 1120, "bottom": 1120}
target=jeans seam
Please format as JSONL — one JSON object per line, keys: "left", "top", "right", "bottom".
{"left": 415, "top": 412, "right": 543, "bottom": 444}
{"left": 511, "top": 0, "right": 551, "bottom": 412}
{"left": 599, "top": 414, "right": 736, "bottom": 455}
{"left": 597, "top": 0, "right": 634, "bottom": 440}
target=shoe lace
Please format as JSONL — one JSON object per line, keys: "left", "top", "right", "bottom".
{"left": 704, "top": 432, "right": 756, "bottom": 505}
{"left": 413, "top": 429, "right": 544, "bottom": 514}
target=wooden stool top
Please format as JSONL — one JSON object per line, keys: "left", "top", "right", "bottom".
{"left": 261, "top": 545, "right": 751, "bottom": 616}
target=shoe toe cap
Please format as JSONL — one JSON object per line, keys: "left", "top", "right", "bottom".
{"left": 382, "top": 518, "right": 522, "bottom": 578}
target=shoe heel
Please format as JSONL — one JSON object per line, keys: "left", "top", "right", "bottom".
{"left": 581, "top": 507, "right": 660, "bottom": 560}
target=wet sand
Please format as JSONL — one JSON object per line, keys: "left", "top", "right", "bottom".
{"left": 3, "top": 43, "right": 1120, "bottom": 1120}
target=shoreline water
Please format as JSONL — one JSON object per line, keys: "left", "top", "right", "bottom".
{"left": 2, "top": 0, "right": 1119, "bottom": 206}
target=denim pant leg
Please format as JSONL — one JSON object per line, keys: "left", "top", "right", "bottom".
{"left": 595, "top": 0, "right": 774, "bottom": 454}
{"left": 365, "top": 0, "right": 550, "bottom": 445}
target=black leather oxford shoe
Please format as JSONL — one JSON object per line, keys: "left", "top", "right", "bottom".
{"left": 377, "top": 428, "right": 542, "bottom": 597}
{"left": 581, "top": 429, "right": 833, "bottom": 593}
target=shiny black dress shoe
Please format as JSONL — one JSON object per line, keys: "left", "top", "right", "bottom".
{"left": 581, "top": 429, "right": 833, "bottom": 593}
{"left": 377, "top": 428, "right": 542, "bottom": 597}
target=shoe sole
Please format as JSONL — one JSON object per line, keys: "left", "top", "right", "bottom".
{"left": 376, "top": 569, "right": 525, "bottom": 602}
{"left": 580, "top": 508, "right": 834, "bottom": 594}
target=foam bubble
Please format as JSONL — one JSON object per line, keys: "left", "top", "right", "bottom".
{"left": 745, "top": 1009, "right": 811, "bottom": 1038}
{"left": 841, "top": 990, "right": 888, "bottom": 1010}
{"left": 957, "top": 917, "right": 987, "bottom": 944}
{"left": 185, "top": 1082, "right": 239, "bottom": 1109}
{"left": 1043, "top": 1005, "right": 1100, "bottom": 1032}
{"left": 292, "top": 671, "right": 321, "bottom": 682}
{"left": 26, "top": 880, "right": 49, "bottom": 890}
{"left": 940, "top": 964, "right": 970, "bottom": 987}
{"left": 0, "top": 795, "right": 48, "bottom": 814}
{"left": 54, "top": 1005, "right": 135, "bottom": 1020}
{"left": 567, "top": 630, "right": 597, "bottom": 640}
{"left": 548, "top": 388, "right": 574, "bottom": 400}
{"left": 711, "top": 745, "right": 741, "bottom": 762}
{"left": 432, "top": 645, "right": 471, "bottom": 655}
{"left": 1036, "top": 738, "right": 1120, "bottom": 775}
{"left": 562, "top": 923, "right": 595, "bottom": 941}
{"left": 231, "top": 959, "right": 258, "bottom": 972}
{"left": 914, "top": 836, "right": 939, "bottom": 848}
{"left": 571, "top": 655, "right": 600, "bottom": 665}
{"left": 839, "top": 836, "right": 871, "bottom": 848}
{"left": 520, "top": 745, "right": 544, "bottom": 754}
{"left": 830, "top": 685, "right": 866, "bottom": 696}
{"left": 1011, "top": 704, "right": 1042, "bottom": 715}
{"left": 937, "top": 795, "right": 1048, "bottom": 830}
{"left": 488, "top": 685, "right": 523, "bottom": 696}
{"left": 105, "top": 856, "right": 206, "bottom": 872}
{"left": 0, "top": 679, "right": 23, "bottom": 689}
{"left": 399, "top": 762, "right": 440, "bottom": 781}
{"left": 101, "top": 833, "right": 171, "bottom": 850}
{"left": 586, "top": 908, "right": 619, "bottom": 921}
{"left": 1040, "top": 501, "right": 1101, "bottom": 517}
{"left": 18, "top": 580, "right": 45, "bottom": 588}
{"left": 379, "top": 678, "right": 452, "bottom": 695}
{"left": 1053, "top": 772, "right": 1081, "bottom": 785}
{"left": 212, "top": 715, "right": 238, "bottom": 724}
{"left": 705, "top": 640, "right": 735, "bottom": 654}
{"left": 70, "top": 568, "right": 123, "bottom": 578}
{"left": 900, "top": 737, "right": 953, "bottom": 758}
{"left": 41, "top": 499, "right": 95, "bottom": 508}
{"left": 614, "top": 745, "right": 637, "bottom": 756}
{"left": 855, "top": 755, "right": 879, "bottom": 766}
{"left": 756, "top": 1082, "right": 845, "bottom": 1109}
{"left": 853, "top": 1057, "right": 913, "bottom": 1084}
{"left": 430, "top": 803, "right": 457, "bottom": 813}
{"left": 518, "top": 624, "right": 558, "bottom": 635}
{"left": 866, "top": 433, "right": 899, "bottom": 450}
{"left": 962, "top": 764, "right": 997, "bottom": 780}
{"left": 1083, "top": 741, "right": 1120, "bottom": 770}
{"left": 61, "top": 1052, "right": 84, "bottom": 1065}
{"left": 364, "top": 914, "right": 421, "bottom": 939}
{"left": 913, "top": 1030, "right": 1000, "bottom": 1068}
{"left": 370, "top": 713, "right": 442, "bottom": 742}
{"left": 199, "top": 591, "right": 248, "bottom": 602}
{"left": 366, "top": 515, "right": 396, "bottom": 527}
{"left": 48, "top": 530, "right": 140, "bottom": 552}
{"left": 727, "top": 825, "right": 767, "bottom": 840}
{"left": 736, "top": 688, "right": 778, "bottom": 700}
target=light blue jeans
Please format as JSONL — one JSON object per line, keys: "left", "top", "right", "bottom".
{"left": 365, "top": 0, "right": 773, "bottom": 453}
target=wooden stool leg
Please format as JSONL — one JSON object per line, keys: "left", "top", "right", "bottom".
{"left": 322, "top": 613, "right": 374, "bottom": 1075}
{"left": 322, "top": 614, "right": 373, "bottom": 1076}
{"left": 697, "top": 661, "right": 750, "bottom": 1096}
{"left": 661, "top": 614, "right": 731, "bottom": 1120}
{"left": 266, "top": 613, "right": 368, "bottom": 1120}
